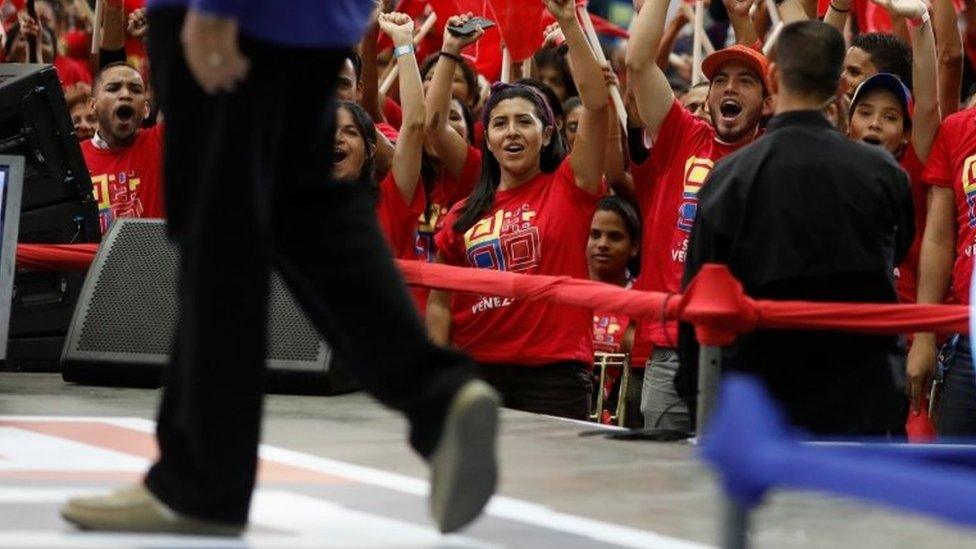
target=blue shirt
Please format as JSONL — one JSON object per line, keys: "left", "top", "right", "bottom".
{"left": 148, "top": 0, "right": 373, "bottom": 48}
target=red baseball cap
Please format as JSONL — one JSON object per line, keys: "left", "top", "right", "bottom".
{"left": 702, "top": 45, "right": 771, "bottom": 92}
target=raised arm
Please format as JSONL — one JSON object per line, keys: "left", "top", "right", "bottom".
{"left": 626, "top": 0, "right": 676, "bottom": 140}
{"left": 425, "top": 14, "right": 484, "bottom": 179}
{"left": 361, "top": 12, "right": 384, "bottom": 123}
{"left": 380, "top": 12, "right": 427, "bottom": 202}
{"left": 547, "top": 0, "right": 609, "bottom": 194}
{"left": 655, "top": 7, "right": 691, "bottom": 70}
{"left": 778, "top": 0, "right": 811, "bottom": 23}
{"left": 824, "top": 0, "right": 852, "bottom": 34}
{"left": 933, "top": 0, "right": 963, "bottom": 117}
{"left": 873, "top": 0, "right": 939, "bottom": 160}
{"left": 723, "top": 0, "right": 759, "bottom": 47}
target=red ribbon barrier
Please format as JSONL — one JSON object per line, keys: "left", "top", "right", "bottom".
{"left": 398, "top": 258, "right": 682, "bottom": 323}
{"left": 398, "top": 260, "right": 971, "bottom": 342}
{"left": 16, "top": 243, "right": 99, "bottom": 271}
{"left": 14, "top": 244, "right": 970, "bottom": 340}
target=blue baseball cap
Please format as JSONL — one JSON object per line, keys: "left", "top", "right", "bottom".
{"left": 850, "top": 73, "right": 914, "bottom": 127}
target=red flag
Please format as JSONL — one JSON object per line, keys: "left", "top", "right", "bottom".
{"left": 488, "top": 0, "right": 545, "bottom": 62}
{"left": 452, "top": 0, "right": 504, "bottom": 81}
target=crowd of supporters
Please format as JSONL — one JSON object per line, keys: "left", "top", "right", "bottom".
{"left": 18, "top": 0, "right": 976, "bottom": 437}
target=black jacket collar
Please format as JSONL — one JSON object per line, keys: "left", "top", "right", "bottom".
{"left": 766, "top": 110, "right": 834, "bottom": 133}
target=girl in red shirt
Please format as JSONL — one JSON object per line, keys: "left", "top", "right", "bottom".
{"left": 333, "top": 12, "right": 428, "bottom": 262}
{"left": 587, "top": 196, "right": 645, "bottom": 427}
{"left": 427, "top": 0, "right": 610, "bottom": 420}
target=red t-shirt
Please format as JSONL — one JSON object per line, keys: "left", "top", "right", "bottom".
{"left": 894, "top": 145, "right": 927, "bottom": 303}
{"left": 376, "top": 172, "right": 425, "bottom": 261}
{"left": 376, "top": 122, "right": 399, "bottom": 143}
{"left": 633, "top": 100, "right": 749, "bottom": 350}
{"left": 435, "top": 158, "right": 600, "bottom": 365}
{"left": 922, "top": 108, "right": 976, "bottom": 304}
{"left": 81, "top": 125, "right": 164, "bottom": 234}
{"left": 416, "top": 145, "right": 482, "bottom": 262}
{"left": 592, "top": 311, "right": 631, "bottom": 354}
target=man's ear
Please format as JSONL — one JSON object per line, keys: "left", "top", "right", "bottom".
{"left": 768, "top": 62, "right": 779, "bottom": 97}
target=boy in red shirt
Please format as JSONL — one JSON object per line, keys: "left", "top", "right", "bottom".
{"left": 81, "top": 62, "right": 163, "bottom": 233}
{"left": 626, "top": 0, "right": 773, "bottom": 431}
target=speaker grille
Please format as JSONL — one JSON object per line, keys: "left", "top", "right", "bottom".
{"left": 76, "top": 221, "right": 322, "bottom": 362}
{"left": 77, "top": 223, "right": 178, "bottom": 354}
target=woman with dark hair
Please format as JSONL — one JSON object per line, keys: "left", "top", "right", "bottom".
{"left": 588, "top": 196, "right": 645, "bottom": 427}
{"left": 334, "top": 12, "right": 427, "bottom": 262}
{"left": 427, "top": 0, "right": 609, "bottom": 419}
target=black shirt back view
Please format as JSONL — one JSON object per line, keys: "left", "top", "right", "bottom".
{"left": 678, "top": 110, "right": 915, "bottom": 436}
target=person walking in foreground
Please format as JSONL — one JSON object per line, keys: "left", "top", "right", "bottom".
{"left": 60, "top": 0, "right": 500, "bottom": 536}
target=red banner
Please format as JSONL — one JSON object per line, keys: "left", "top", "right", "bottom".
{"left": 488, "top": 0, "right": 545, "bottom": 62}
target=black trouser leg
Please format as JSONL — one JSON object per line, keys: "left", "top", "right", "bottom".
{"left": 266, "top": 71, "right": 473, "bottom": 458}
{"left": 146, "top": 9, "right": 274, "bottom": 524}
{"left": 145, "top": 9, "right": 474, "bottom": 524}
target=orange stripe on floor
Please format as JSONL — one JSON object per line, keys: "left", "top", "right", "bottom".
{"left": 0, "top": 420, "right": 349, "bottom": 484}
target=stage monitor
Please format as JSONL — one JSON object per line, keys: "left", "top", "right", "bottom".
{"left": 0, "top": 155, "right": 25, "bottom": 361}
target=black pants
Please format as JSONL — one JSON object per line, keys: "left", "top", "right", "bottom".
{"left": 144, "top": 9, "right": 473, "bottom": 524}
{"left": 477, "top": 361, "right": 592, "bottom": 420}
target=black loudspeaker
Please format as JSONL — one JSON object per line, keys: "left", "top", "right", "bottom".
{"left": 0, "top": 64, "right": 100, "bottom": 371}
{"left": 61, "top": 219, "right": 357, "bottom": 395}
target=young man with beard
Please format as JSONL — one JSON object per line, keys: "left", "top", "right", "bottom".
{"left": 81, "top": 62, "right": 163, "bottom": 234}
{"left": 679, "top": 20, "right": 913, "bottom": 436}
{"left": 625, "top": 0, "right": 773, "bottom": 432}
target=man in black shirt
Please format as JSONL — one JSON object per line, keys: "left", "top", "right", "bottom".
{"left": 677, "top": 21, "right": 914, "bottom": 436}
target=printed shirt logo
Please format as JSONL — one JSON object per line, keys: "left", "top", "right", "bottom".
{"left": 592, "top": 313, "right": 624, "bottom": 353}
{"left": 676, "top": 156, "right": 714, "bottom": 233}
{"left": 463, "top": 205, "right": 540, "bottom": 273}
{"left": 91, "top": 171, "right": 142, "bottom": 234}
{"left": 415, "top": 203, "right": 449, "bottom": 262}
{"left": 670, "top": 155, "right": 715, "bottom": 266}
{"left": 963, "top": 154, "right": 976, "bottom": 228}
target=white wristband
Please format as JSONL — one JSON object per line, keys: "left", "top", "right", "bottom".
{"left": 394, "top": 44, "right": 415, "bottom": 58}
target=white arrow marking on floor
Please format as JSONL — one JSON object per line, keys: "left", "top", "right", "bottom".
{"left": 0, "top": 427, "right": 148, "bottom": 471}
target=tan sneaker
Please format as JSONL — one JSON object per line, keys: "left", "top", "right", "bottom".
{"left": 429, "top": 379, "right": 501, "bottom": 533}
{"left": 60, "top": 484, "right": 244, "bottom": 536}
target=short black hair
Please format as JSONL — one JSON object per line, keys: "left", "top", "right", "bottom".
{"left": 850, "top": 32, "right": 912, "bottom": 90}
{"left": 343, "top": 51, "right": 363, "bottom": 82}
{"left": 774, "top": 21, "right": 846, "bottom": 102}
{"left": 92, "top": 62, "right": 143, "bottom": 92}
